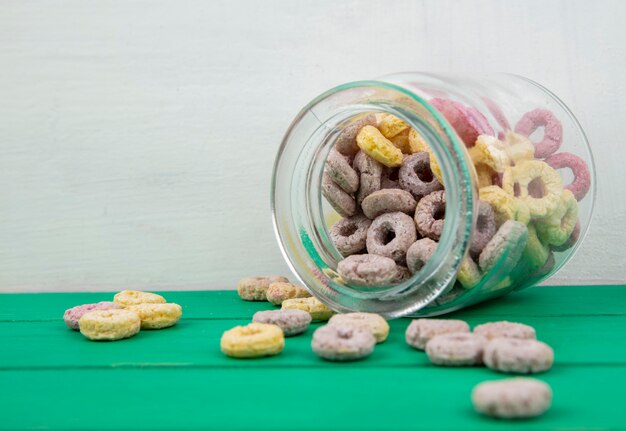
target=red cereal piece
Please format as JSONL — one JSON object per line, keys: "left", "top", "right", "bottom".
{"left": 430, "top": 98, "right": 494, "bottom": 147}
{"left": 544, "top": 152, "right": 591, "bottom": 201}
{"left": 514, "top": 109, "right": 562, "bottom": 158}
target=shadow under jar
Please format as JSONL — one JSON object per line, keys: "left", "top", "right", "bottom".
{"left": 271, "top": 72, "right": 595, "bottom": 318}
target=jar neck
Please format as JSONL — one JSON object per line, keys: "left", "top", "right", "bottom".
{"left": 271, "top": 81, "right": 476, "bottom": 318}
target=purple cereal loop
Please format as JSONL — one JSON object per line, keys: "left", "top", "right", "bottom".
{"left": 361, "top": 188, "right": 417, "bottom": 220}
{"left": 414, "top": 190, "right": 446, "bottom": 240}
{"left": 398, "top": 152, "right": 443, "bottom": 199}
{"left": 337, "top": 254, "right": 398, "bottom": 286}
{"left": 544, "top": 152, "right": 590, "bottom": 201}
{"left": 470, "top": 200, "right": 497, "bottom": 255}
{"left": 353, "top": 151, "right": 383, "bottom": 206}
{"left": 330, "top": 215, "right": 372, "bottom": 256}
{"left": 366, "top": 212, "right": 418, "bottom": 264}
{"left": 321, "top": 172, "right": 356, "bottom": 217}
{"left": 406, "top": 238, "right": 438, "bottom": 274}
{"left": 514, "top": 109, "right": 562, "bottom": 158}
{"left": 325, "top": 149, "right": 359, "bottom": 194}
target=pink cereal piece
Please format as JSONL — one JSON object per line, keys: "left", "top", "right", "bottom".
{"left": 63, "top": 302, "right": 121, "bottom": 330}
{"left": 514, "top": 109, "right": 563, "bottom": 158}
{"left": 544, "top": 152, "right": 591, "bottom": 201}
{"left": 430, "top": 98, "right": 494, "bottom": 147}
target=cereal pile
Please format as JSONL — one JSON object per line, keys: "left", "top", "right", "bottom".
{"left": 323, "top": 104, "right": 590, "bottom": 296}
{"left": 406, "top": 318, "right": 554, "bottom": 418}
{"left": 63, "top": 290, "right": 182, "bottom": 341}
{"left": 229, "top": 277, "right": 552, "bottom": 419}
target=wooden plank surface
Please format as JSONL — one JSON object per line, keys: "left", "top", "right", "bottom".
{"left": 1, "top": 286, "right": 625, "bottom": 430}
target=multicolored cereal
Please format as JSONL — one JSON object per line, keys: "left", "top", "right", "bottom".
{"left": 79, "top": 309, "right": 141, "bottom": 341}
{"left": 366, "top": 212, "right": 417, "bottom": 264}
{"left": 311, "top": 325, "right": 376, "bottom": 361}
{"left": 126, "top": 303, "right": 182, "bottom": 329}
{"left": 237, "top": 276, "right": 289, "bottom": 301}
{"left": 405, "top": 319, "right": 470, "bottom": 350}
{"left": 328, "top": 312, "right": 389, "bottom": 343}
{"left": 220, "top": 323, "right": 284, "bottom": 358}
{"left": 64, "top": 302, "right": 121, "bottom": 330}
{"left": 252, "top": 309, "right": 312, "bottom": 336}
{"left": 265, "top": 282, "right": 311, "bottom": 305}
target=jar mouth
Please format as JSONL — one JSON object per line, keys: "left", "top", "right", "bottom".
{"left": 271, "top": 80, "right": 475, "bottom": 318}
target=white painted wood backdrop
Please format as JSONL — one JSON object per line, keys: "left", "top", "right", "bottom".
{"left": 1, "top": 0, "right": 624, "bottom": 292}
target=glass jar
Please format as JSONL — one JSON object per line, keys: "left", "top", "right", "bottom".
{"left": 271, "top": 72, "right": 595, "bottom": 318}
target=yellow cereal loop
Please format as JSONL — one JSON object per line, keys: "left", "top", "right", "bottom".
{"left": 282, "top": 297, "right": 334, "bottom": 321}
{"left": 523, "top": 224, "right": 550, "bottom": 269}
{"left": 113, "top": 290, "right": 166, "bottom": 307}
{"left": 502, "top": 160, "right": 563, "bottom": 219}
{"left": 356, "top": 125, "right": 403, "bottom": 167}
{"left": 457, "top": 256, "right": 482, "bottom": 289}
{"left": 79, "top": 309, "right": 141, "bottom": 341}
{"left": 472, "top": 133, "right": 535, "bottom": 174}
{"left": 127, "top": 303, "right": 182, "bottom": 329}
{"left": 220, "top": 323, "right": 284, "bottom": 358}
{"left": 378, "top": 114, "right": 409, "bottom": 138}
{"left": 536, "top": 190, "right": 578, "bottom": 246}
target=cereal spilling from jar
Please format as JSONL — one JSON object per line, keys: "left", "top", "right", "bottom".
{"left": 323, "top": 104, "right": 590, "bottom": 299}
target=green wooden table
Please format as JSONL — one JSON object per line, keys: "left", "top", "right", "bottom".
{"left": 1, "top": 285, "right": 625, "bottom": 431}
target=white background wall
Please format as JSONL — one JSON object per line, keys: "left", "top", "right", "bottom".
{"left": 1, "top": 0, "right": 624, "bottom": 292}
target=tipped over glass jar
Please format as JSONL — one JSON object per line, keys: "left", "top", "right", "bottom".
{"left": 271, "top": 73, "right": 595, "bottom": 318}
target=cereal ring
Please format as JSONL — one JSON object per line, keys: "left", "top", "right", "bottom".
{"left": 479, "top": 186, "right": 529, "bottom": 227}
{"left": 113, "top": 290, "right": 166, "bottom": 307}
{"left": 425, "top": 332, "right": 487, "bottom": 366}
{"left": 405, "top": 238, "right": 438, "bottom": 274}
{"left": 337, "top": 254, "right": 398, "bottom": 286}
{"left": 353, "top": 151, "right": 383, "bottom": 206}
{"left": 478, "top": 220, "right": 528, "bottom": 273}
{"left": 552, "top": 220, "right": 580, "bottom": 252}
{"left": 361, "top": 189, "right": 417, "bottom": 220}
{"left": 523, "top": 224, "right": 550, "bottom": 269}
{"left": 398, "top": 152, "right": 443, "bottom": 199}
{"left": 311, "top": 325, "right": 376, "bottom": 361}
{"left": 366, "top": 212, "right": 417, "bottom": 264}
{"left": 473, "top": 133, "right": 535, "bottom": 173}
{"left": 457, "top": 255, "right": 482, "bottom": 289}
{"left": 377, "top": 113, "right": 409, "bottom": 139}
{"left": 470, "top": 200, "right": 497, "bottom": 255}
{"left": 328, "top": 312, "right": 390, "bottom": 343}
{"left": 79, "top": 309, "right": 141, "bottom": 341}
{"left": 430, "top": 98, "right": 494, "bottom": 147}
{"left": 502, "top": 160, "right": 564, "bottom": 219}
{"left": 330, "top": 215, "right": 372, "bottom": 256}
{"left": 514, "top": 108, "right": 562, "bottom": 158}
{"left": 127, "top": 303, "right": 182, "bottom": 329}
{"left": 405, "top": 319, "right": 470, "bottom": 350}
{"left": 414, "top": 190, "right": 446, "bottom": 240}
{"left": 472, "top": 378, "right": 552, "bottom": 419}
{"left": 322, "top": 172, "right": 357, "bottom": 217}
{"left": 484, "top": 338, "right": 554, "bottom": 374}
{"left": 265, "top": 282, "right": 311, "bottom": 305}
{"left": 356, "top": 125, "right": 404, "bottom": 168}
{"left": 64, "top": 302, "right": 121, "bottom": 330}
{"left": 252, "top": 309, "right": 312, "bottom": 336}
{"left": 473, "top": 160, "right": 500, "bottom": 189}
{"left": 281, "top": 296, "right": 334, "bottom": 321}
{"left": 334, "top": 113, "right": 378, "bottom": 156}
{"left": 536, "top": 190, "right": 578, "bottom": 247}
{"left": 474, "top": 321, "right": 536, "bottom": 340}
{"left": 220, "top": 323, "right": 284, "bottom": 358}
{"left": 325, "top": 149, "right": 359, "bottom": 194}
{"left": 545, "top": 152, "right": 591, "bottom": 201}
{"left": 237, "top": 275, "right": 289, "bottom": 301}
